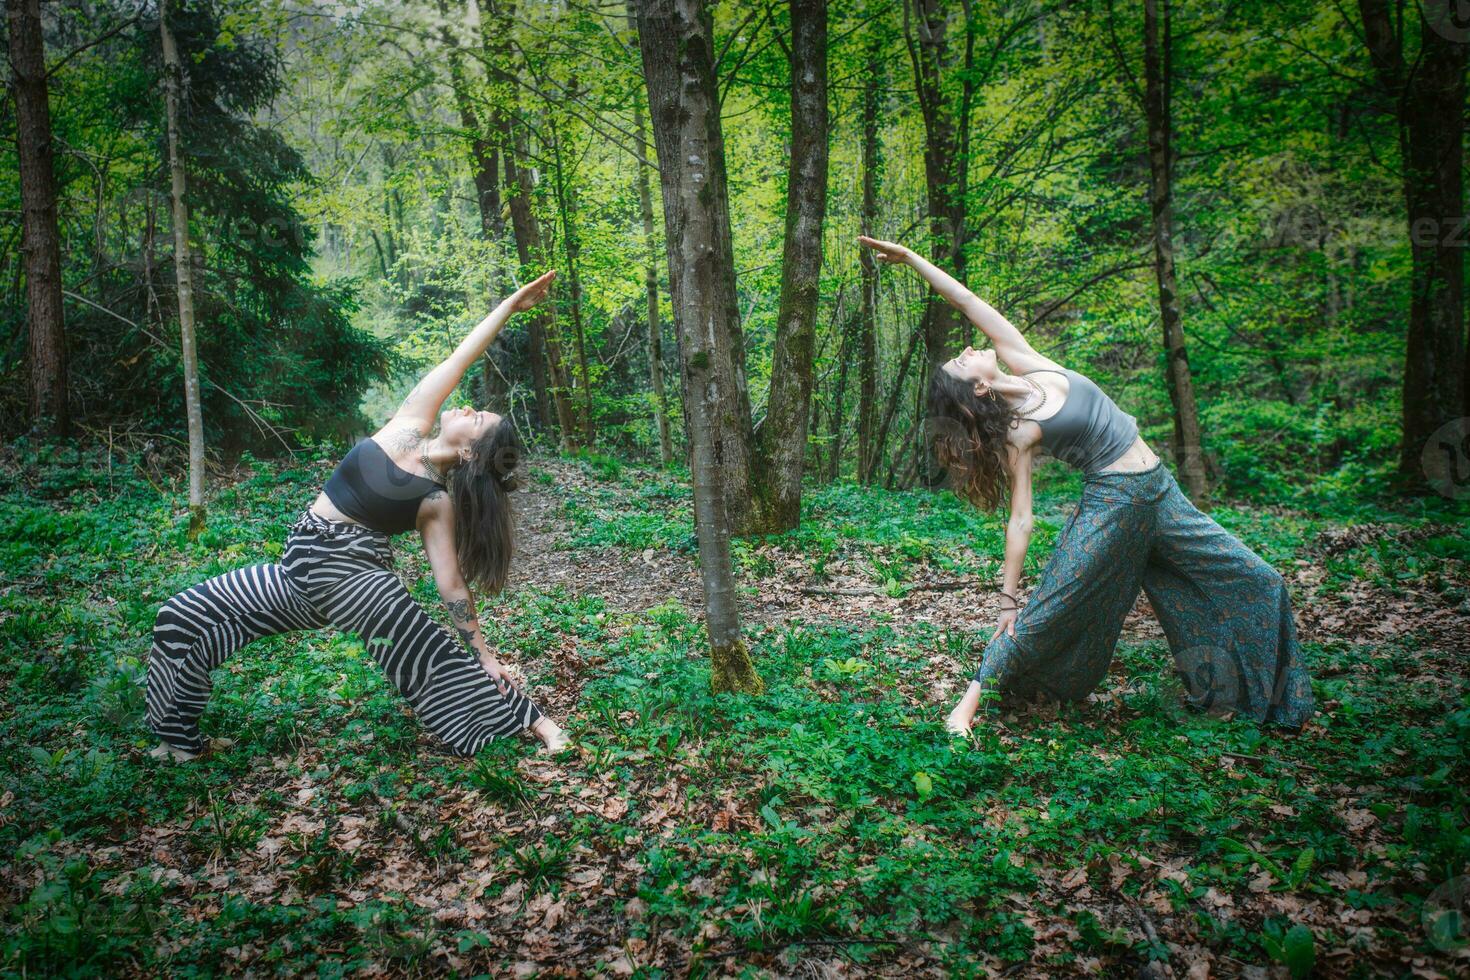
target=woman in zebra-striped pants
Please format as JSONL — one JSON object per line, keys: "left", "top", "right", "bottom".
{"left": 146, "top": 511, "right": 549, "bottom": 758}
{"left": 147, "top": 271, "right": 569, "bottom": 759}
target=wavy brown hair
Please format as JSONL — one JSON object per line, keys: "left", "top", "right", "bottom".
{"left": 927, "top": 367, "right": 1020, "bottom": 512}
{"left": 450, "top": 418, "right": 523, "bottom": 595}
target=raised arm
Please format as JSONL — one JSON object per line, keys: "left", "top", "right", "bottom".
{"left": 857, "top": 237, "right": 1060, "bottom": 376}
{"left": 391, "top": 270, "right": 557, "bottom": 435}
{"left": 417, "top": 494, "right": 518, "bottom": 695}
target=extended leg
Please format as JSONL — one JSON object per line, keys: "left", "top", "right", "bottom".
{"left": 972, "top": 484, "right": 1153, "bottom": 708}
{"left": 147, "top": 563, "right": 327, "bottom": 754}
{"left": 308, "top": 565, "right": 544, "bottom": 757}
{"left": 1141, "top": 479, "right": 1314, "bottom": 728}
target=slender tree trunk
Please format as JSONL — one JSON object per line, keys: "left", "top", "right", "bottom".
{"left": 857, "top": 35, "right": 882, "bottom": 484}
{"left": 439, "top": 2, "right": 508, "bottom": 416}
{"left": 160, "top": 2, "right": 206, "bottom": 534}
{"left": 904, "top": 0, "right": 969, "bottom": 374}
{"left": 1142, "top": 0, "right": 1208, "bottom": 501}
{"left": 439, "top": 3, "right": 502, "bottom": 239}
{"left": 549, "top": 121, "right": 594, "bottom": 447}
{"left": 751, "top": 0, "right": 829, "bottom": 532}
{"left": 629, "top": 8, "right": 673, "bottom": 466}
{"left": 379, "top": 147, "right": 400, "bottom": 273}
{"left": 499, "top": 132, "right": 557, "bottom": 434}
{"left": 500, "top": 119, "right": 575, "bottom": 444}
{"left": 636, "top": 0, "right": 760, "bottom": 695}
{"left": 873, "top": 324, "right": 923, "bottom": 479}
{"left": 830, "top": 301, "right": 853, "bottom": 482}
{"left": 1356, "top": 0, "right": 1467, "bottom": 479}
{"left": 7, "top": 0, "right": 69, "bottom": 434}
{"left": 480, "top": 0, "right": 573, "bottom": 443}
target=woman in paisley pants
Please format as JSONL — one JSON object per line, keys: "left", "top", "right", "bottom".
{"left": 858, "top": 236, "right": 1314, "bottom": 734}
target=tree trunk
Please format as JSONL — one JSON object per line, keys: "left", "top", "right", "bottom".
{"left": 7, "top": 0, "right": 69, "bottom": 434}
{"left": 549, "top": 120, "right": 595, "bottom": 447}
{"left": 161, "top": 2, "right": 207, "bottom": 534}
{"left": 500, "top": 119, "right": 575, "bottom": 445}
{"left": 439, "top": 2, "right": 502, "bottom": 239}
{"left": 1142, "top": 0, "right": 1208, "bottom": 502}
{"left": 904, "top": 0, "right": 969, "bottom": 375}
{"left": 636, "top": 0, "right": 760, "bottom": 695}
{"left": 499, "top": 128, "right": 556, "bottom": 434}
{"left": 474, "top": 0, "right": 564, "bottom": 438}
{"left": 751, "top": 0, "right": 829, "bottom": 532}
{"left": 1356, "top": 0, "right": 1467, "bottom": 481}
{"left": 440, "top": 2, "right": 507, "bottom": 416}
{"left": 857, "top": 34, "right": 882, "bottom": 484}
{"left": 830, "top": 300, "right": 853, "bottom": 482}
{"left": 629, "top": 8, "right": 674, "bottom": 467}
{"left": 873, "top": 324, "right": 923, "bottom": 480}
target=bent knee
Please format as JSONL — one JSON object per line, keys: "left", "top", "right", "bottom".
{"left": 153, "top": 594, "right": 195, "bottom": 636}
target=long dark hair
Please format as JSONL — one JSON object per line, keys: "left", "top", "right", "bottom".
{"left": 450, "top": 418, "right": 523, "bottom": 595}
{"left": 927, "top": 368, "right": 1019, "bottom": 512}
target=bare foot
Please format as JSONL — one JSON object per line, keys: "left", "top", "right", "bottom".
{"left": 944, "top": 712, "right": 973, "bottom": 738}
{"left": 149, "top": 741, "right": 200, "bottom": 762}
{"left": 533, "top": 718, "right": 570, "bottom": 754}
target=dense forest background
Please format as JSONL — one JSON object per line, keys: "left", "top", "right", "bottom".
{"left": 4, "top": 0, "right": 1465, "bottom": 508}
{"left": 4, "top": 2, "right": 1470, "bottom": 973}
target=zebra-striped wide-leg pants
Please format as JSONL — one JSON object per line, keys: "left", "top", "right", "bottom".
{"left": 146, "top": 510, "right": 543, "bottom": 756}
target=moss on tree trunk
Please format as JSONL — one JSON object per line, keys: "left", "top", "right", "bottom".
{"left": 709, "top": 639, "right": 763, "bottom": 696}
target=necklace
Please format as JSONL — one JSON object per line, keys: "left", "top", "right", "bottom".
{"left": 420, "top": 443, "right": 446, "bottom": 484}
{"left": 1017, "top": 376, "right": 1048, "bottom": 418}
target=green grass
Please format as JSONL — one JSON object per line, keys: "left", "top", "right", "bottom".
{"left": 1, "top": 443, "right": 1466, "bottom": 974}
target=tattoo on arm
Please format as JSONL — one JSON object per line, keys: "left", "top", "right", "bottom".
{"left": 424, "top": 489, "right": 446, "bottom": 503}
{"left": 445, "top": 597, "right": 481, "bottom": 653}
{"left": 387, "top": 425, "right": 422, "bottom": 454}
{"left": 445, "top": 597, "right": 474, "bottom": 624}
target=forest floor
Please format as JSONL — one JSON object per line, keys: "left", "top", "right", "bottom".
{"left": 2, "top": 445, "right": 1468, "bottom": 977}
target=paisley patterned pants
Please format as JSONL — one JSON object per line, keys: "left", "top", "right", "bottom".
{"left": 974, "top": 461, "right": 1314, "bottom": 728}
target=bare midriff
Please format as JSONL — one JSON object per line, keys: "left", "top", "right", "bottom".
{"left": 309, "top": 492, "right": 365, "bottom": 527}
{"left": 1096, "top": 435, "right": 1160, "bottom": 473}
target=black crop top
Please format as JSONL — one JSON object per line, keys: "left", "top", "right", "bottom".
{"left": 322, "top": 438, "right": 445, "bottom": 535}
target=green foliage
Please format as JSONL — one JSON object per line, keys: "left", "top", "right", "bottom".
{"left": 0, "top": 0, "right": 390, "bottom": 450}
{"left": 1261, "top": 920, "right": 1317, "bottom": 979}
{"left": 466, "top": 756, "right": 534, "bottom": 809}
{"left": 0, "top": 450, "right": 1466, "bottom": 972}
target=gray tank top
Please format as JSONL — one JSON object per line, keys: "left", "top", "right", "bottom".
{"left": 1024, "top": 368, "right": 1139, "bottom": 474}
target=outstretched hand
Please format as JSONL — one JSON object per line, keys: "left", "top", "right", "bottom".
{"left": 857, "top": 235, "right": 913, "bottom": 265}
{"left": 508, "top": 269, "right": 557, "bottom": 312}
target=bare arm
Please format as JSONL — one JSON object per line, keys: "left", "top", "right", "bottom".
{"left": 857, "top": 236, "right": 1062, "bottom": 376}
{"left": 390, "top": 270, "right": 557, "bottom": 437}
{"left": 1001, "top": 443, "right": 1036, "bottom": 589}
{"left": 417, "top": 493, "right": 516, "bottom": 694}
